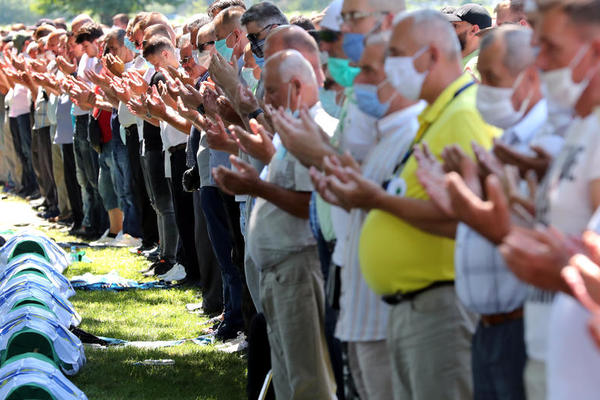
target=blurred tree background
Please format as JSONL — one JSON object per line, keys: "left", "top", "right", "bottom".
{"left": 1, "top": 0, "right": 497, "bottom": 27}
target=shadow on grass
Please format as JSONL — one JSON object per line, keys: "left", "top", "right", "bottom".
{"left": 71, "top": 344, "right": 246, "bottom": 400}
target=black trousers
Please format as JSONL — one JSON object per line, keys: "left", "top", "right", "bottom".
{"left": 125, "top": 125, "right": 158, "bottom": 247}
{"left": 61, "top": 143, "right": 83, "bottom": 227}
{"left": 31, "top": 126, "right": 58, "bottom": 211}
{"left": 169, "top": 148, "right": 200, "bottom": 280}
{"left": 193, "top": 190, "right": 223, "bottom": 314}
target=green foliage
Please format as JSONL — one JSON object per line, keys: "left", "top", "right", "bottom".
{"left": 32, "top": 0, "right": 185, "bottom": 25}
{"left": 0, "top": 0, "right": 40, "bottom": 25}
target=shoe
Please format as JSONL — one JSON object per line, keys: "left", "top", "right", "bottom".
{"left": 150, "top": 259, "right": 171, "bottom": 276}
{"left": 69, "top": 223, "right": 82, "bottom": 235}
{"left": 112, "top": 232, "right": 142, "bottom": 248}
{"left": 130, "top": 243, "right": 155, "bottom": 255}
{"left": 27, "top": 192, "right": 42, "bottom": 201}
{"left": 157, "top": 263, "right": 187, "bottom": 282}
{"left": 90, "top": 229, "right": 118, "bottom": 246}
{"left": 144, "top": 246, "right": 161, "bottom": 261}
{"left": 215, "top": 321, "right": 242, "bottom": 341}
{"left": 40, "top": 209, "right": 60, "bottom": 219}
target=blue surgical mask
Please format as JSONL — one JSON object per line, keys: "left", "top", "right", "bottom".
{"left": 124, "top": 37, "right": 138, "bottom": 54}
{"left": 253, "top": 53, "right": 265, "bottom": 69}
{"left": 328, "top": 57, "right": 360, "bottom": 88}
{"left": 241, "top": 67, "right": 259, "bottom": 91}
{"left": 354, "top": 81, "right": 395, "bottom": 119}
{"left": 215, "top": 32, "right": 234, "bottom": 61}
{"left": 342, "top": 32, "right": 365, "bottom": 63}
{"left": 319, "top": 87, "right": 342, "bottom": 118}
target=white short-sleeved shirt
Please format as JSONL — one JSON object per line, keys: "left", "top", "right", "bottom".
{"left": 544, "top": 110, "right": 600, "bottom": 399}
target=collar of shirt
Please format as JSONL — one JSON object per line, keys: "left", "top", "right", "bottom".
{"left": 377, "top": 101, "right": 426, "bottom": 140}
{"left": 418, "top": 72, "right": 473, "bottom": 129}
{"left": 462, "top": 49, "right": 479, "bottom": 68}
{"left": 503, "top": 99, "right": 548, "bottom": 146}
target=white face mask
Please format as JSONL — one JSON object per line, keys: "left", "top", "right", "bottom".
{"left": 540, "top": 43, "right": 597, "bottom": 112}
{"left": 476, "top": 70, "right": 532, "bottom": 129}
{"left": 193, "top": 49, "right": 211, "bottom": 68}
{"left": 384, "top": 46, "right": 428, "bottom": 101}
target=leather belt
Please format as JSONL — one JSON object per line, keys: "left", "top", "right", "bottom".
{"left": 382, "top": 281, "right": 454, "bottom": 305}
{"left": 480, "top": 307, "right": 523, "bottom": 327}
{"left": 168, "top": 143, "right": 187, "bottom": 154}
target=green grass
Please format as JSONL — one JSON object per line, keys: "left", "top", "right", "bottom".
{"left": 0, "top": 196, "right": 247, "bottom": 400}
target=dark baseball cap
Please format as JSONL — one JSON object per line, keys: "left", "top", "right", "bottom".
{"left": 446, "top": 4, "right": 492, "bottom": 29}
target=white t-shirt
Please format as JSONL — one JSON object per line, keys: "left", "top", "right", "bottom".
{"left": 541, "top": 110, "right": 600, "bottom": 399}
{"left": 8, "top": 84, "right": 31, "bottom": 118}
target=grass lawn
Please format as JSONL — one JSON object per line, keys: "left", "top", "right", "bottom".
{"left": 0, "top": 195, "right": 247, "bottom": 400}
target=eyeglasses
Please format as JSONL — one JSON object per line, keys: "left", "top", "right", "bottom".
{"left": 247, "top": 24, "right": 277, "bottom": 43}
{"left": 197, "top": 40, "right": 215, "bottom": 52}
{"left": 338, "top": 11, "right": 383, "bottom": 24}
{"left": 180, "top": 55, "right": 193, "bottom": 64}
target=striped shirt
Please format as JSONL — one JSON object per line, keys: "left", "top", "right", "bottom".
{"left": 335, "top": 102, "right": 423, "bottom": 342}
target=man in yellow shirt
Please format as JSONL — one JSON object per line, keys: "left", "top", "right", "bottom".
{"left": 312, "top": 9, "right": 500, "bottom": 399}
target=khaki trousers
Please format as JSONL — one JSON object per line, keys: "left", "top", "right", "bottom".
{"left": 260, "top": 247, "right": 337, "bottom": 400}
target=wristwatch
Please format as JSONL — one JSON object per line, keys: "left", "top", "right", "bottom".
{"left": 248, "top": 108, "right": 263, "bottom": 120}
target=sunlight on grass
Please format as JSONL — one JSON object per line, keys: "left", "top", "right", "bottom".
{"left": 0, "top": 195, "right": 247, "bottom": 399}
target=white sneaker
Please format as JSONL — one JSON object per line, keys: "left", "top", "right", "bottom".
{"left": 90, "top": 229, "right": 114, "bottom": 246}
{"left": 157, "top": 263, "right": 187, "bottom": 282}
{"left": 112, "top": 232, "right": 142, "bottom": 248}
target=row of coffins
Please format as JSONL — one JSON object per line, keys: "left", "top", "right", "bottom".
{"left": 0, "top": 231, "right": 87, "bottom": 399}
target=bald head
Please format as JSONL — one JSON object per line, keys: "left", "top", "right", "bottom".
{"left": 393, "top": 9, "right": 461, "bottom": 61}
{"left": 264, "top": 49, "right": 319, "bottom": 110}
{"left": 264, "top": 25, "right": 324, "bottom": 86}
{"left": 480, "top": 25, "right": 534, "bottom": 75}
{"left": 266, "top": 49, "right": 317, "bottom": 86}
{"left": 71, "top": 14, "right": 93, "bottom": 34}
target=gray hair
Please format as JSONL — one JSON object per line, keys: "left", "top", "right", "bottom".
{"left": 177, "top": 32, "right": 191, "bottom": 48}
{"left": 266, "top": 49, "right": 316, "bottom": 86}
{"left": 480, "top": 25, "right": 535, "bottom": 75}
{"left": 241, "top": 1, "right": 289, "bottom": 28}
{"left": 185, "top": 14, "right": 211, "bottom": 33}
{"left": 394, "top": 9, "right": 461, "bottom": 61}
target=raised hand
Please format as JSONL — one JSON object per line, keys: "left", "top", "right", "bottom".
{"left": 229, "top": 119, "right": 275, "bottom": 165}
{"left": 268, "top": 105, "right": 332, "bottom": 169}
{"left": 415, "top": 144, "right": 455, "bottom": 218}
{"left": 493, "top": 139, "right": 553, "bottom": 180}
{"left": 500, "top": 225, "right": 575, "bottom": 291}
{"left": 205, "top": 115, "right": 238, "bottom": 154}
{"left": 446, "top": 173, "right": 511, "bottom": 244}
{"left": 212, "top": 155, "right": 260, "bottom": 196}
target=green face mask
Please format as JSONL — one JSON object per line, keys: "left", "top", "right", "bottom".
{"left": 215, "top": 32, "right": 234, "bottom": 62}
{"left": 328, "top": 57, "right": 360, "bottom": 88}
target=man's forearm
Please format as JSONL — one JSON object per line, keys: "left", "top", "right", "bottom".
{"left": 164, "top": 107, "right": 192, "bottom": 135}
{"left": 371, "top": 192, "right": 456, "bottom": 235}
{"left": 254, "top": 180, "right": 311, "bottom": 219}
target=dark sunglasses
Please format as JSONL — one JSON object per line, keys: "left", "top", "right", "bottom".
{"left": 197, "top": 40, "right": 215, "bottom": 52}
{"left": 246, "top": 24, "right": 277, "bottom": 43}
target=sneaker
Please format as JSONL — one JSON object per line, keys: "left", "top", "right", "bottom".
{"left": 142, "top": 245, "right": 159, "bottom": 257}
{"left": 157, "top": 263, "right": 187, "bottom": 282}
{"left": 130, "top": 243, "right": 155, "bottom": 255}
{"left": 40, "top": 209, "right": 60, "bottom": 220}
{"left": 215, "top": 321, "right": 242, "bottom": 342}
{"left": 90, "top": 229, "right": 117, "bottom": 246}
{"left": 142, "top": 259, "right": 169, "bottom": 276}
{"left": 112, "top": 232, "right": 142, "bottom": 248}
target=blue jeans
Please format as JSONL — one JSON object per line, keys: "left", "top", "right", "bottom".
{"left": 110, "top": 112, "right": 141, "bottom": 237}
{"left": 9, "top": 113, "right": 37, "bottom": 192}
{"left": 73, "top": 115, "right": 106, "bottom": 231}
{"left": 98, "top": 139, "right": 119, "bottom": 212}
{"left": 472, "top": 318, "right": 527, "bottom": 400}
{"left": 201, "top": 186, "right": 243, "bottom": 328}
